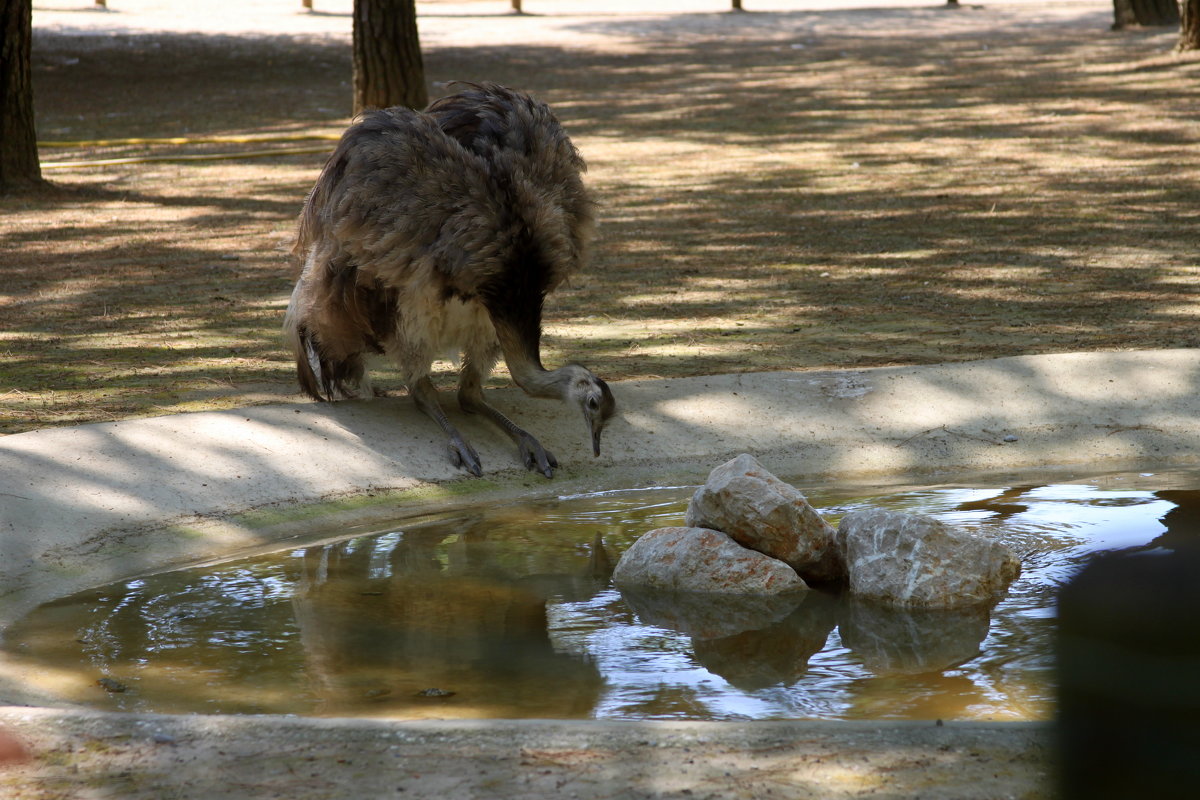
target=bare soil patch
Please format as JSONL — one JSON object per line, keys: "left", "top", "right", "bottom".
{"left": 3, "top": 0, "right": 1199, "bottom": 434}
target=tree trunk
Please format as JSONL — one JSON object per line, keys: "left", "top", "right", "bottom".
{"left": 352, "top": 0, "right": 427, "bottom": 115}
{"left": 0, "top": 0, "right": 44, "bottom": 192}
{"left": 1181, "top": 0, "right": 1200, "bottom": 50}
{"left": 1112, "top": 0, "right": 1180, "bottom": 28}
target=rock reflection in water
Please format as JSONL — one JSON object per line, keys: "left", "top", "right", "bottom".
{"left": 291, "top": 530, "right": 604, "bottom": 718}
{"left": 618, "top": 587, "right": 839, "bottom": 689}
{"left": 693, "top": 594, "right": 840, "bottom": 690}
{"left": 618, "top": 586, "right": 989, "bottom": 689}
{"left": 618, "top": 587, "right": 805, "bottom": 640}
{"left": 838, "top": 600, "right": 991, "bottom": 675}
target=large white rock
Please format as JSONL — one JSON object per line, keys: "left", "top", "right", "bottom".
{"left": 838, "top": 508, "right": 1021, "bottom": 608}
{"left": 685, "top": 454, "right": 842, "bottom": 582}
{"left": 612, "top": 526, "right": 809, "bottom": 596}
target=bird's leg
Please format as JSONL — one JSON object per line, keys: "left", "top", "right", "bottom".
{"left": 410, "top": 376, "right": 483, "bottom": 477}
{"left": 457, "top": 354, "right": 557, "bottom": 478}
{"left": 460, "top": 389, "right": 559, "bottom": 478}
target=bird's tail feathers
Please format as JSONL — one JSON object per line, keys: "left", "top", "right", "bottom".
{"left": 295, "top": 325, "right": 328, "bottom": 400}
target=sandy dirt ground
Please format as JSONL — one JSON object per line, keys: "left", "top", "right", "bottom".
{"left": 3, "top": 0, "right": 1198, "bottom": 432}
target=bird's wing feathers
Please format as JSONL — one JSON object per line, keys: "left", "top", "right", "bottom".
{"left": 295, "top": 87, "right": 593, "bottom": 303}
{"left": 298, "top": 108, "right": 495, "bottom": 279}
{"left": 426, "top": 82, "right": 586, "bottom": 188}
{"left": 428, "top": 83, "right": 595, "bottom": 281}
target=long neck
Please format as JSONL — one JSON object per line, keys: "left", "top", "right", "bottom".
{"left": 485, "top": 244, "right": 574, "bottom": 400}
{"left": 500, "top": 335, "right": 572, "bottom": 400}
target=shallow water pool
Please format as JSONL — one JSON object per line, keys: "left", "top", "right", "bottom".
{"left": 5, "top": 469, "right": 1198, "bottom": 721}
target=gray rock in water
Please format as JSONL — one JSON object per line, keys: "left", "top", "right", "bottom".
{"left": 685, "top": 453, "right": 842, "bottom": 582}
{"left": 613, "top": 526, "right": 809, "bottom": 596}
{"left": 838, "top": 508, "right": 1021, "bottom": 608}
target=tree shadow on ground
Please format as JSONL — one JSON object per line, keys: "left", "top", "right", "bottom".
{"left": 4, "top": 5, "right": 1199, "bottom": 432}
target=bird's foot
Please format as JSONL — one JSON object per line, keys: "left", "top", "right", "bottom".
{"left": 447, "top": 436, "right": 483, "bottom": 477}
{"left": 517, "top": 434, "right": 558, "bottom": 479}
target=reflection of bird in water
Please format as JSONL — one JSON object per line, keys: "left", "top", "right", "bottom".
{"left": 955, "top": 485, "right": 1037, "bottom": 521}
{"left": 291, "top": 534, "right": 604, "bottom": 717}
{"left": 285, "top": 82, "right": 614, "bottom": 478}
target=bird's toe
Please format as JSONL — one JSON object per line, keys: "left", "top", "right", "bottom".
{"left": 517, "top": 435, "right": 556, "bottom": 478}
{"left": 536, "top": 448, "right": 557, "bottom": 478}
{"left": 448, "top": 439, "right": 483, "bottom": 477}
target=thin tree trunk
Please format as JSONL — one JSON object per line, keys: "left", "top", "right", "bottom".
{"left": 352, "top": 0, "right": 427, "bottom": 115}
{"left": 1112, "top": 0, "right": 1138, "bottom": 27}
{"left": 1112, "top": 0, "right": 1180, "bottom": 28}
{"left": 1181, "top": 0, "right": 1200, "bottom": 50}
{"left": 0, "top": 0, "right": 45, "bottom": 191}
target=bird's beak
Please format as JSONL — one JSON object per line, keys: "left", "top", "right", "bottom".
{"left": 587, "top": 412, "right": 603, "bottom": 457}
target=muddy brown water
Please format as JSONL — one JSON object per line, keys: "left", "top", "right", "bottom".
{"left": 5, "top": 469, "right": 1197, "bottom": 721}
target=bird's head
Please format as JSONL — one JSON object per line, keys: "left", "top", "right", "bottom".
{"left": 562, "top": 365, "right": 616, "bottom": 457}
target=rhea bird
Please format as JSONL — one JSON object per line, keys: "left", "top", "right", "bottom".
{"left": 284, "top": 83, "right": 615, "bottom": 478}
